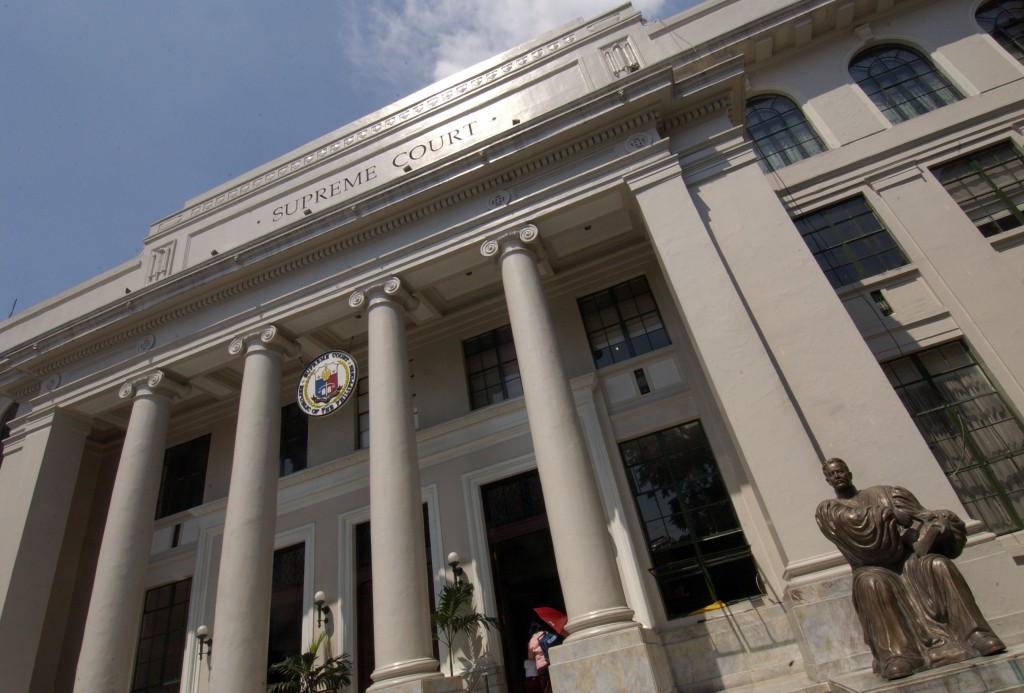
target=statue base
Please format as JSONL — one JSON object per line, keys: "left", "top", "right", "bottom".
{"left": 828, "top": 645, "right": 1024, "bottom": 692}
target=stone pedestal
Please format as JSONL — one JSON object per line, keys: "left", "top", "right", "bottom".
{"left": 829, "top": 645, "right": 1024, "bottom": 692}
{"left": 784, "top": 573, "right": 873, "bottom": 682}
{"left": 548, "top": 626, "right": 676, "bottom": 693}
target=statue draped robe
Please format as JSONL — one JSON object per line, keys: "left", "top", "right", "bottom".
{"left": 815, "top": 485, "right": 997, "bottom": 677}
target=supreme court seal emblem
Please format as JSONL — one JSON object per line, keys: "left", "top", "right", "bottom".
{"left": 297, "top": 351, "right": 358, "bottom": 416}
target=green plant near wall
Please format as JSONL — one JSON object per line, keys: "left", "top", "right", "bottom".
{"left": 431, "top": 556, "right": 499, "bottom": 677}
{"left": 267, "top": 631, "right": 352, "bottom": 693}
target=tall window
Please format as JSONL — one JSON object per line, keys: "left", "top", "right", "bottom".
{"left": 155, "top": 435, "right": 210, "bottom": 519}
{"left": 267, "top": 544, "right": 305, "bottom": 683}
{"left": 793, "top": 196, "right": 908, "bottom": 288}
{"left": 279, "top": 403, "right": 308, "bottom": 477}
{"left": 849, "top": 45, "right": 961, "bottom": 123}
{"left": 357, "top": 377, "right": 370, "bottom": 449}
{"left": 463, "top": 325, "right": 522, "bottom": 409}
{"left": 0, "top": 402, "right": 18, "bottom": 468}
{"left": 744, "top": 94, "right": 826, "bottom": 172}
{"left": 977, "top": 0, "right": 1024, "bottom": 63}
{"left": 931, "top": 141, "right": 1024, "bottom": 237}
{"left": 619, "top": 421, "right": 759, "bottom": 618}
{"left": 577, "top": 276, "right": 670, "bottom": 369}
{"left": 131, "top": 578, "right": 192, "bottom": 693}
{"left": 883, "top": 341, "right": 1024, "bottom": 534}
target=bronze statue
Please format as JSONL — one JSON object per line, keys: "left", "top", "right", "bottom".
{"left": 815, "top": 458, "right": 1005, "bottom": 680}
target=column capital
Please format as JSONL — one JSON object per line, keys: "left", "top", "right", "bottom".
{"left": 347, "top": 275, "right": 418, "bottom": 312}
{"left": 480, "top": 223, "right": 540, "bottom": 260}
{"left": 227, "top": 324, "right": 299, "bottom": 359}
{"left": 118, "top": 370, "right": 190, "bottom": 401}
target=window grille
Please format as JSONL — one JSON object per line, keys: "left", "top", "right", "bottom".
{"left": 463, "top": 324, "right": 522, "bottom": 409}
{"left": 792, "top": 196, "right": 908, "bottom": 288}
{"left": 131, "top": 578, "right": 192, "bottom": 693}
{"left": 619, "top": 420, "right": 759, "bottom": 618}
{"left": 745, "top": 94, "right": 826, "bottom": 172}
{"left": 977, "top": 0, "right": 1024, "bottom": 63}
{"left": 279, "top": 403, "right": 307, "bottom": 476}
{"left": 577, "top": 276, "right": 670, "bottom": 369}
{"left": 156, "top": 435, "right": 210, "bottom": 519}
{"left": 849, "top": 45, "right": 961, "bottom": 123}
{"left": 932, "top": 141, "right": 1024, "bottom": 237}
{"left": 883, "top": 341, "right": 1024, "bottom": 534}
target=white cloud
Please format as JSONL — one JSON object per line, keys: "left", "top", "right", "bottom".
{"left": 340, "top": 0, "right": 679, "bottom": 97}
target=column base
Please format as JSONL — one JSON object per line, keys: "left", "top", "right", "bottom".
{"left": 548, "top": 625, "right": 676, "bottom": 693}
{"left": 367, "top": 674, "right": 464, "bottom": 693}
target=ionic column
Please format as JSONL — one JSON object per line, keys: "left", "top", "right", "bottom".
{"left": 481, "top": 226, "right": 636, "bottom": 639}
{"left": 210, "top": 326, "right": 298, "bottom": 692}
{"left": 348, "top": 278, "right": 441, "bottom": 688}
{"left": 74, "top": 371, "right": 189, "bottom": 693}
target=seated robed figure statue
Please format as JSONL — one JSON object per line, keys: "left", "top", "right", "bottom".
{"left": 815, "top": 458, "right": 1005, "bottom": 680}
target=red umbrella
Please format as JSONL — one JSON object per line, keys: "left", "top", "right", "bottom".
{"left": 533, "top": 606, "right": 568, "bottom": 638}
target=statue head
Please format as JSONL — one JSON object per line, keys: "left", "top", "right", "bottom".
{"left": 822, "top": 457, "right": 855, "bottom": 496}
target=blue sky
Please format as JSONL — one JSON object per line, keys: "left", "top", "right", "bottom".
{"left": 1, "top": 0, "right": 701, "bottom": 318}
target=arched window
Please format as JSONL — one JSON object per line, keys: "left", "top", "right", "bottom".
{"left": 744, "top": 94, "right": 826, "bottom": 172}
{"left": 849, "top": 45, "right": 962, "bottom": 123}
{"left": 977, "top": 0, "right": 1024, "bottom": 63}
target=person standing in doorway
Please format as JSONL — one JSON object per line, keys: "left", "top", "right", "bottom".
{"left": 526, "top": 622, "right": 555, "bottom": 693}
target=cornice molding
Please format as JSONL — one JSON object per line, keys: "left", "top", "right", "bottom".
{"left": 12, "top": 108, "right": 663, "bottom": 390}
{"left": 153, "top": 30, "right": 588, "bottom": 236}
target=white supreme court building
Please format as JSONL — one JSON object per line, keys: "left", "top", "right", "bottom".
{"left": 3, "top": 1, "right": 1024, "bottom": 691}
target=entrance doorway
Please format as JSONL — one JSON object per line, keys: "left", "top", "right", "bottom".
{"left": 481, "top": 470, "right": 564, "bottom": 693}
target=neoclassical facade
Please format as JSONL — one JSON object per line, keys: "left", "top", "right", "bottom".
{"left": 2, "top": 1, "right": 1023, "bottom": 692}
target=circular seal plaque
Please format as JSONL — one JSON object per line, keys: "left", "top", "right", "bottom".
{"left": 296, "top": 351, "right": 358, "bottom": 417}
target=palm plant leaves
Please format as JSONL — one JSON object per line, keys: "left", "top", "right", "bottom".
{"left": 431, "top": 581, "right": 498, "bottom": 676}
{"left": 267, "top": 631, "right": 352, "bottom": 693}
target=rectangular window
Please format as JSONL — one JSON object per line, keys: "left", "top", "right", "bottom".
{"left": 357, "top": 376, "right": 370, "bottom": 450}
{"left": 279, "top": 403, "right": 308, "bottom": 477}
{"left": 619, "top": 421, "right": 759, "bottom": 619}
{"left": 267, "top": 544, "right": 305, "bottom": 682}
{"left": 931, "top": 142, "right": 1024, "bottom": 238}
{"left": 463, "top": 324, "right": 522, "bottom": 409}
{"left": 883, "top": 340, "right": 1024, "bottom": 534}
{"left": 132, "top": 578, "right": 192, "bottom": 693}
{"left": 156, "top": 435, "right": 210, "bottom": 519}
{"left": 577, "top": 276, "right": 670, "bottom": 369}
{"left": 793, "top": 196, "right": 908, "bottom": 288}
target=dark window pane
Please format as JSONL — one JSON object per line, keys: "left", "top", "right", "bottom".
{"left": 977, "top": 1, "right": 1024, "bottom": 63}
{"left": 883, "top": 341, "right": 1024, "bottom": 534}
{"left": 279, "top": 403, "right": 308, "bottom": 477}
{"left": 463, "top": 325, "right": 521, "bottom": 410}
{"left": 793, "top": 196, "right": 908, "bottom": 288}
{"left": 932, "top": 142, "right": 1024, "bottom": 237}
{"left": 745, "top": 94, "right": 826, "bottom": 172}
{"left": 849, "top": 45, "right": 961, "bottom": 124}
{"left": 577, "top": 276, "right": 671, "bottom": 370}
{"left": 619, "top": 421, "right": 759, "bottom": 619}
{"left": 156, "top": 435, "right": 210, "bottom": 519}
{"left": 131, "top": 578, "right": 192, "bottom": 693}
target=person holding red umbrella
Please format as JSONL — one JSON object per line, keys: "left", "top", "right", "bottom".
{"left": 526, "top": 619, "right": 561, "bottom": 693}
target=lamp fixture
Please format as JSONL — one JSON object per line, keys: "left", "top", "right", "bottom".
{"left": 196, "top": 625, "right": 212, "bottom": 660}
{"left": 447, "top": 551, "right": 466, "bottom": 585}
{"left": 314, "top": 590, "right": 328, "bottom": 628}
